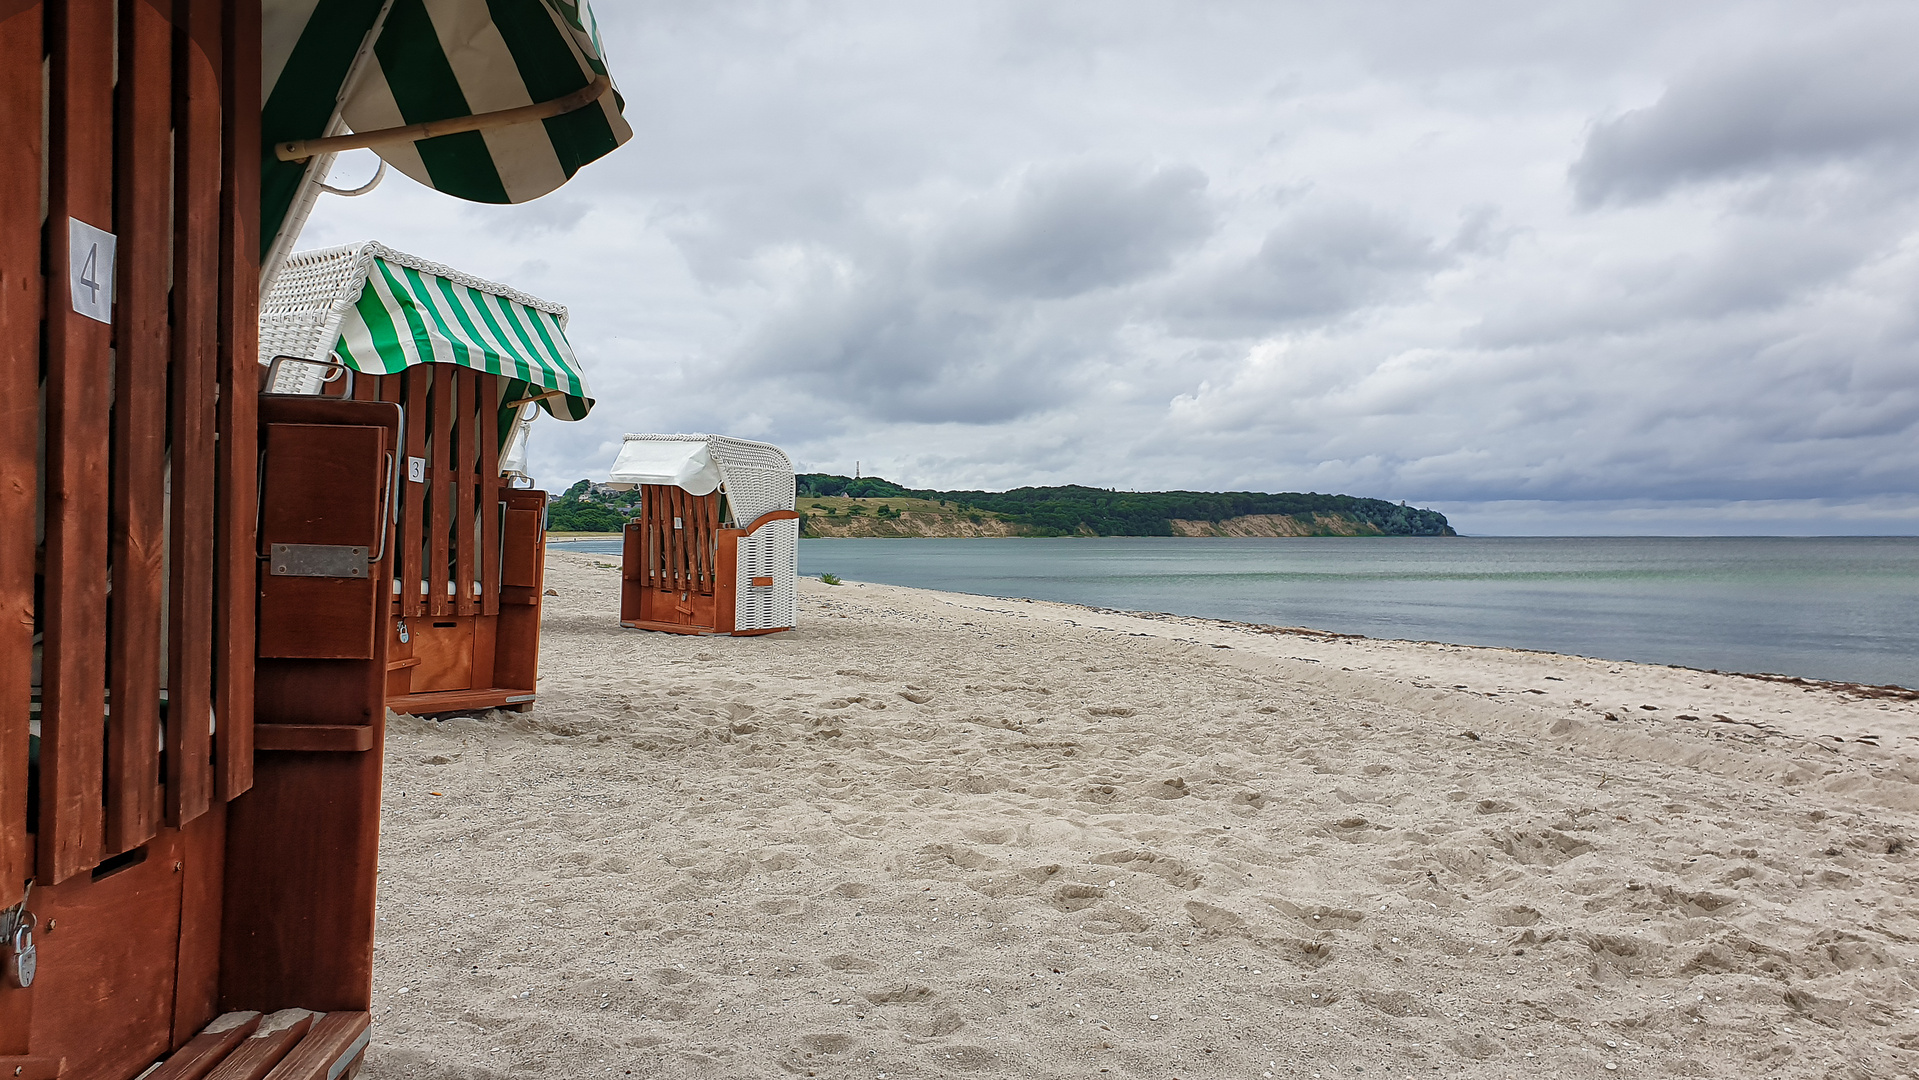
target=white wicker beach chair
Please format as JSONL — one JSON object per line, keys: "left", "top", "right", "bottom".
{"left": 609, "top": 434, "right": 799, "bottom": 635}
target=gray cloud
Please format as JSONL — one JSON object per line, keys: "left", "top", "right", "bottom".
{"left": 1173, "top": 202, "right": 1452, "bottom": 334}
{"left": 931, "top": 161, "right": 1214, "bottom": 298}
{"left": 1571, "top": 22, "right": 1919, "bottom": 205}
{"left": 729, "top": 275, "right": 1077, "bottom": 426}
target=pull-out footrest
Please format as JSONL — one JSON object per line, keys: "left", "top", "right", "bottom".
{"left": 144, "top": 1009, "right": 370, "bottom": 1080}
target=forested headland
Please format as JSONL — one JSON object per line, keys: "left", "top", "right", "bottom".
{"left": 548, "top": 475, "right": 1454, "bottom": 537}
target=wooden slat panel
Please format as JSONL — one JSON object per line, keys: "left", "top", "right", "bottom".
{"left": 105, "top": 0, "right": 171, "bottom": 856}
{"left": 40, "top": 0, "right": 115, "bottom": 884}
{"left": 400, "top": 367, "right": 428, "bottom": 618}
{"left": 0, "top": 0, "right": 44, "bottom": 910}
{"left": 454, "top": 371, "right": 476, "bottom": 616}
{"left": 167, "top": 0, "right": 224, "bottom": 827}
{"left": 480, "top": 376, "right": 500, "bottom": 617}
{"left": 214, "top": 0, "right": 261, "bottom": 802}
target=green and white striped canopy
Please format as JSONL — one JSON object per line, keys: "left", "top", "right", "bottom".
{"left": 261, "top": 242, "right": 593, "bottom": 420}
{"left": 261, "top": 0, "right": 631, "bottom": 259}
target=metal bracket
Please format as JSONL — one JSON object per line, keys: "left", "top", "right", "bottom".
{"left": 269, "top": 543, "right": 370, "bottom": 579}
{"left": 264, "top": 354, "right": 353, "bottom": 398}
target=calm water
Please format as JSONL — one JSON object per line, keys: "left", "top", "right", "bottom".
{"left": 554, "top": 536, "right": 1919, "bottom": 688}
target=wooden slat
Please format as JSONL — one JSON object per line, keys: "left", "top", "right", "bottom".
{"left": 663, "top": 487, "right": 676, "bottom": 589}
{"left": 666, "top": 487, "right": 681, "bottom": 590}
{"left": 148, "top": 1011, "right": 261, "bottom": 1080}
{"left": 399, "top": 369, "right": 428, "bottom": 618}
{"left": 214, "top": 0, "right": 261, "bottom": 802}
{"left": 681, "top": 487, "right": 694, "bottom": 591}
{"left": 684, "top": 489, "right": 694, "bottom": 590}
{"left": 428, "top": 365, "right": 453, "bottom": 617}
{"left": 691, "top": 488, "right": 703, "bottom": 591}
{"left": 104, "top": 0, "right": 171, "bottom": 855}
{"left": 480, "top": 375, "right": 500, "bottom": 617}
{"left": 644, "top": 487, "right": 659, "bottom": 587}
{"left": 203, "top": 1011, "right": 313, "bottom": 1080}
{"left": 704, "top": 491, "right": 719, "bottom": 593}
{"left": 376, "top": 374, "right": 403, "bottom": 615}
{"left": 0, "top": 0, "right": 44, "bottom": 909}
{"left": 40, "top": 0, "right": 115, "bottom": 884}
{"left": 454, "top": 371, "right": 477, "bottom": 616}
{"left": 167, "top": 0, "right": 223, "bottom": 827}
{"left": 655, "top": 487, "right": 668, "bottom": 588}
{"left": 260, "top": 1011, "right": 370, "bottom": 1080}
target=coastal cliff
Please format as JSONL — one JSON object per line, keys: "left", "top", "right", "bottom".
{"left": 1166, "top": 512, "right": 1397, "bottom": 537}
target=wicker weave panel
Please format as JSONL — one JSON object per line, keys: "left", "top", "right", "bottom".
{"left": 736, "top": 518, "right": 798, "bottom": 630}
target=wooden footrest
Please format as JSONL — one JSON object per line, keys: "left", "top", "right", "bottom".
{"left": 146, "top": 1009, "right": 369, "bottom": 1080}
{"left": 387, "top": 686, "right": 537, "bottom": 716}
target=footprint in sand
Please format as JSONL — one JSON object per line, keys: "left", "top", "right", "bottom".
{"left": 1092, "top": 850, "right": 1202, "bottom": 889}
{"left": 1049, "top": 883, "right": 1105, "bottom": 911}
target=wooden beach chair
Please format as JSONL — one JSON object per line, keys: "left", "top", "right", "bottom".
{"left": 259, "top": 242, "right": 595, "bottom": 716}
{"left": 608, "top": 435, "right": 801, "bottom": 636}
{"left": 1, "top": 1, "right": 628, "bottom": 1074}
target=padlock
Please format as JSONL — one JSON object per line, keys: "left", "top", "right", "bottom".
{"left": 397, "top": 619, "right": 410, "bottom": 644}
{"left": 6, "top": 914, "right": 35, "bottom": 989}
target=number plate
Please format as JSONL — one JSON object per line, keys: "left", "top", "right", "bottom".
{"left": 68, "top": 218, "right": 117, "bottom": 323}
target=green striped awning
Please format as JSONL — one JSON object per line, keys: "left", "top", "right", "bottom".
{"left": 261, "top": 0, "right": 632, "bottom": 260}
{"left": 261, "top": 242, "right": 593, "bottom": 419}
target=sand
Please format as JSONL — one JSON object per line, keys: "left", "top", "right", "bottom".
{"left": 364, "top": 550, "right": 1919, "bottom": 1079}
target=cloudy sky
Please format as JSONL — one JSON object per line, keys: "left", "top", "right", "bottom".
{"left": 305, "top": 1, "right": 1919, "bottom": 535}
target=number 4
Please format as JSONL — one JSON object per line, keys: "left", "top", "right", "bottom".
{"left": 78, "top": 243, "right": 100, "bottom": 304}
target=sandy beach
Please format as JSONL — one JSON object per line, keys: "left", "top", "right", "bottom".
{"left": 364, "top": 550, "right": 1919, "bottom": 1079}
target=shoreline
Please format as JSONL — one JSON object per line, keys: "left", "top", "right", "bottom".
{"left": 364, "top": 550, "right": 1919, "bottom": 1078}
{"left": 548, "top": 534, "right": 1919, "bottom": 695}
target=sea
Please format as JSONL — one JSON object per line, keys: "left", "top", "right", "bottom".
{"left": 551, "top": 536, "right": 1919, "bottom": 690}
